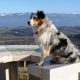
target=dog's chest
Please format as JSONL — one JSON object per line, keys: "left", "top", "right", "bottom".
{"left": 35, "top": 31, "right": 51, "bottom": 45}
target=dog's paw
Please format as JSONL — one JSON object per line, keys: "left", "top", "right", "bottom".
{"left": 63, "top": 60, "right": 69, "bottom": 64}
{"left": 35, "top": 63, "right": 39, "bottom": 66}
{"left": 35, "top": 63, "right": 44, "bottom": 66}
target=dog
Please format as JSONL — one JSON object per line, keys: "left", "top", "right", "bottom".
{"left": 28, "top": 11, "right": 80, "bottom": 66}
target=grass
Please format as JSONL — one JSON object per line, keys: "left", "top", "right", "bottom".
{"left": 18, "top": 67, "right": 29, "bottom": 80}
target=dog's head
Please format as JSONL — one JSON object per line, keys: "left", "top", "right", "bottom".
{"left": 28, "top": 11, "right": 45, "bottom": 28}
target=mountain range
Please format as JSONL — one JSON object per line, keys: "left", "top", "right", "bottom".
{"left": 0, "top": 13, "right": 80, "bottom": 27}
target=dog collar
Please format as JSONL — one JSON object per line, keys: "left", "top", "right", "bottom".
{"left": 33, "top": 31, "right": 38, "bottom": 35}
{"left": 33, "top": 29, "right": 43, "bottom": 36}
{"left": 33, "top": 24, "right": 49, "bottom": 36}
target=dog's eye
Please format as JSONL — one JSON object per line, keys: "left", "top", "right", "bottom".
{"left": 33, "top": 17, "right": 37, "bottom": 19}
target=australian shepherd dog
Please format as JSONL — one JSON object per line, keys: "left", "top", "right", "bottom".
{"left": 28, "top": 11, "right": 80, "bottom": 66}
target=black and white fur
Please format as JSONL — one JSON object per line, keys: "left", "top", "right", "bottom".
{"left": 28, "top": 11, "right": 80, "bottom": 66}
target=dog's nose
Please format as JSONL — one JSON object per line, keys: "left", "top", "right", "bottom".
{"left": 27, "top": 21, "right": 30, "bottom": 25}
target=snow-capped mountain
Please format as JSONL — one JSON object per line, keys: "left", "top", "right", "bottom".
{"left": 0, "top": 12, "right": 80, "bottom": 27}
{"left": 0, "top": 13, "right": 7, "bottom": 16}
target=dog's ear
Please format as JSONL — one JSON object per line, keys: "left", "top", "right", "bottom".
{"left": 30, "top": 13, "right": 34, "bottom": 19}
{"left": 37, "top": 11, "right": 45, "bottom": 19}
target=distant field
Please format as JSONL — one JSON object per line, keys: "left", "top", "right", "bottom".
{"left": 0, "top": 27, "right": 35, "bottom": 45}
{"left": 0, "top": 26, "right": 80, "bottom": 46}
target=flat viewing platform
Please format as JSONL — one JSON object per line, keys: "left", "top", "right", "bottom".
{"left": 0, "top": 45, "right": 41, "bottom": 63}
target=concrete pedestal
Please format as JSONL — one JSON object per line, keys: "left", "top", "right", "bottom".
{"left": 28, "top": 63, "right": 80, "bottom": 80}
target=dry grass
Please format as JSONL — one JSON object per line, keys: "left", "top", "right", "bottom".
{"left": 18, "top": 67, "right": 29, "bottom": 80}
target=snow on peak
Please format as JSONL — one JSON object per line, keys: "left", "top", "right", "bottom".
{"left": 0, "top": 13, "right": 7, "bottom": 16}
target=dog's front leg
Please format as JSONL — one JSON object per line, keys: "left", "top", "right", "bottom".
{"left": 37, "top": 46, "right": 50, "bottom": 66}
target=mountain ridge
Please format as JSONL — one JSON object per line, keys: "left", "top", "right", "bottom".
{"left": 0, "top": 13, "right": 80, "bottom": 27}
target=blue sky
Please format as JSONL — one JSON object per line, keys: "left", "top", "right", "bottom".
{"left": 0, "top": 0, "right": 80, "bottom": 13}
